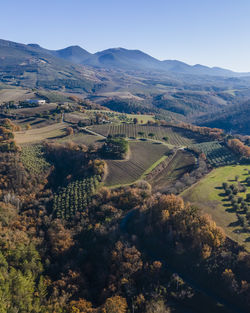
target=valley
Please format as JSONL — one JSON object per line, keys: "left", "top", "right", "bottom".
{"left": 0, "top": 38, "right": 249, "bottom": 313}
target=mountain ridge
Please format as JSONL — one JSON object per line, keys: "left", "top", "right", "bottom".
{"left": 1, "top": 38, "right": 247, "bottom": 77}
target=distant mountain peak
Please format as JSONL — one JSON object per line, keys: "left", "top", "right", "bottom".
{"left": 27, "top": 43, "right": 41, "bottom": 49}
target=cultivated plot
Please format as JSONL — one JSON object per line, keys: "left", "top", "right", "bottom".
{"left": 105, "top": 141, "right": 170, "bottom": 186}
{"left": 88, "top": 124, "right": 206, "bottom": 146}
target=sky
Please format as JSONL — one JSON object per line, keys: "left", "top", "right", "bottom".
{"left": 1, "top": 0, "right": 250, "bottom": 72}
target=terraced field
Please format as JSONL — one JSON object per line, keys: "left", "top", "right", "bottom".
{"left": 189, "top": 141, "right": 237, "bottom": 166}
{"left": 88, "top": 124, "right": 206, "bottom": 146}
{"left": 147, "top": 150, "right": 196, "bottom": 191}
{"left": 105, "top": 141, "right": 170, "bottom": 186}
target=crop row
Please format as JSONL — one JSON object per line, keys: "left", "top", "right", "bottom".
{"left": 189, "top": 141, "right": 237, "bottom": 167}
{"left": 88, "top": 124, "right": 204, "bottom": 146}
{"left": 20, "top": 144, "right": 51, "bottom": 175}
{"left": 105, "top": 141, "right": 169, "bottom": 186}
{"left": 53, "top": 175, "right": 100, "bottom": 220}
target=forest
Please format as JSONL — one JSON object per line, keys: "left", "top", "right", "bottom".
{"left": 0, "top": 116, "right": 249, "bottom": 313}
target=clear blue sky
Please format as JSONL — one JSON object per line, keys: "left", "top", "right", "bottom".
{"left": 1, "top": 0, "right": 250, "bottom": 71}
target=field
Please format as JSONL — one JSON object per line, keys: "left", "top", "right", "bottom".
{"left": 0, "top": 88, "right": 35, "bottom": 104}
{"left": 20, "top": 144, "right": 51, "bottom": 175}
{"left": 14, "top": 123, "right": 66, "bottom": 144}
{"left": 147, "top": 150, "right": 196, "bottom": 191}
{"left": 182, "top": 165, "right": 250, "bottom": 250}
{"left": 105, "top": 141, "right": 170, "bottom": 186}
{"left": 189, "top": 141, "right": 237, "bottom": 166}
{"left": 10, "top": 103, "right": 57, "bottom": 116}
{"left": 58, "top": 132, "right": 104, "bottom": 146}
{"left": 53, "top": 175, "right": 101, "bottom": 220}
{"left": 87, "top": 110, "right": 155, "bottom": 124}
{"left": 88, "top": 124, "right": 205, "bottom": 146}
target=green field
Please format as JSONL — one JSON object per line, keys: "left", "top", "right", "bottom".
{"left": 147, "top": 150, "right": 196, "bottom": 191}
{"left": 105, "top": 141, "right": 170, "bottom": 186}
{"left": 88, "top": 124, "right": 206, "bottom": 146}
{"left": 182, "top": 165, "right": 250, "bottom": 250}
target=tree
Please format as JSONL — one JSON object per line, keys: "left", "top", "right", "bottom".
{"left": 66, "top": 127, "right": 74, "bottom": 136}
{"left": 102, "top": 296, "right": 127, "bottom": 313}
{"left": 133, "top": 118, "right": 138, "bottom": 124}
{"left": 25, "top": 124, "right": 31, "bottom": 130}
{"left": 148, "top": 133, "right": 155, "bottom": 138}
{"left": 145, "top": 299, "right": 171, "bottom": 313}
{"left": 162, "top": 136, "right": 168, "bottom": 142}
{"left": 138, "top": 131, "right": 145, "bottom": 137}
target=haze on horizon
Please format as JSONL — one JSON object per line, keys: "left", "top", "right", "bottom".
{"left": 1, "top": 0, "right": 250, "bottom": 72}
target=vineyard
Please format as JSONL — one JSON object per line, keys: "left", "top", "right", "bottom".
{"left": 189, "top": 141, "right": 237, "bottom": 166}
{"left": 147, "top": 150, "right": 196, "bottom": 191}
{"left": 20, "top": 144, "right": 51, "bottom": 175}
{"left": 88, "top": 124, "right": 205, "bottom": 146}
{"left": 105, "top": 141, "right": 170, "bottom": 186}
{"left": 53, "top": 175, "right": 100, "bottom": 220}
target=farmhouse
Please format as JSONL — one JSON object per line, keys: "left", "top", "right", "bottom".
{"left": 27, "top": 99, "right": 46, "bottom": 105}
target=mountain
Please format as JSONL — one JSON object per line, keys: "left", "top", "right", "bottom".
{"left": 52, "top": 46, "right": 92, "bottom": 64}
{"left": 0, "top": 39, "right": 97, "bottom": 92}
{"left": 82, "top": 47, "right": 162, "bottom": 70}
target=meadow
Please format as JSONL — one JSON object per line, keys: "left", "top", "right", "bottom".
{"left": 182, "top": 165, "right": 250, "bottom": 250}
{"left": 105, "top": 141, "right": 170, "bottom": 186}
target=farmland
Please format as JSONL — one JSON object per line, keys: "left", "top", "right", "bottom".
{"left": 189, "top": 141, "right": 237, "bottom": 166}
{"left": 14, "top": 123, "right": 66, "bottom": 144}
{"left": 182, "top": 165, "right": 250, "bottom": 250}
{"left": 20, "top": 144, "right": 51, "bottom": 175}
{"left": 58, "top": 132, "right": 104, "bottom": 146}
{"left": 147, "top": 150, "right": 196, "bottom": 192}
{"left": 105, "top": 141, "right": 170, "bottom": 186}
{"left": 53, "top": 175, "right": 101, "bottom": 220}
{"left": 88, "top": 124, "right": 206, "bottom": 146}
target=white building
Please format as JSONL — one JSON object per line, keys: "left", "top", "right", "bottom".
{"left": 27, "top": 99, "right": 46, "bottom": 105}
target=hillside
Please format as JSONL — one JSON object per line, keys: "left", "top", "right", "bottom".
{"left": 1, "top": 39, "right": 250, "bottom": 135}
{"left": 196, "top": 101, "right": 250, "bottom": 134}
{"left": 0, "top": 39, "right": 98, "bottom": 92}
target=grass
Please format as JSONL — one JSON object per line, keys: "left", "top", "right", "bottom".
{"left": 14, "top": 123, "right": 66, "bottom": 144}
{"left": 182, "top": 165, "right": 250, "bottom": 250}
{"left": 88, "top": 124, "right": 205, "bottom": 146}
{"left": 105, "top": 141, "right": 170, "bottom": 187}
